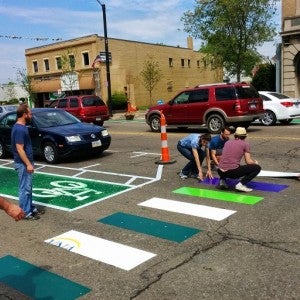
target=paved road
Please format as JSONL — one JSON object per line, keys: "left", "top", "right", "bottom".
{"left": 0, "top": 120, "right": 299, "bottom": 300}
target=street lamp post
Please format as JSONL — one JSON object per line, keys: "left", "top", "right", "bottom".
{"left": 96, "top": 0, "right": 113, "bottom": 116}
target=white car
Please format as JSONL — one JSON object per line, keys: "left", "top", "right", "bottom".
{"left": 258, "top": 91, "right": 300, "bottom": 126}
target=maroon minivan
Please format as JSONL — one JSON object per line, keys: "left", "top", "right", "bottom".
{"left": 49, "top": 95, "right": 109, "bottom": 126}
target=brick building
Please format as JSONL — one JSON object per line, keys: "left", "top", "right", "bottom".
{"left": 281, "top": 0, "right": 300, "bottom": 96}
{"left": 25, "top": 34, "right": 222, "bottom": 108}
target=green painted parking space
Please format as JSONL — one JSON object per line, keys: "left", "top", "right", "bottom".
{"left": 0, "top": 255, "right": 91, "bottom": 299}
{"left": 0, "top": 167, "right": 130, "bottom": 211}
{"left": 173, "top": 187, "right": 264, "bottom": 205}
{"left": 99, "top": 212, "right": 201, "bottom": 243}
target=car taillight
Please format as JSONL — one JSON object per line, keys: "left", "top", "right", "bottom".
{"left": 280, "top": 101, "right": 293, "bottom": 107}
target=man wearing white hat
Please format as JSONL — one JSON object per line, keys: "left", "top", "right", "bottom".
{"left": 217, "top": 127, "right": 261, "bottom": 192}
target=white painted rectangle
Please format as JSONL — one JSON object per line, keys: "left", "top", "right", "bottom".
{"left": 45, "top": 230, "right": 156, "bottom": 271}
{"left": 258, "top": 170, "right": 300, "bottom": 177}
{"left": 139, "top": 198, "right": 236, "bottom": 221}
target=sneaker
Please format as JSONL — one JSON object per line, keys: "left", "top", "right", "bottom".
{"left": 235, "top": 182, "right": 253, "bottom": 192}
{"left": 179, "top": 171, "right": 188, "bottom": 179}
{"left": 24, "top": 214, "right": 40, "bottom": 220}
{"left": 32, "top": 208, "right": 45, "bottom": 216}
{"left": 218, "top": 179, "right": 228, "bottom": 189}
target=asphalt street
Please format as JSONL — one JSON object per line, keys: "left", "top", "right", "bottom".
{"left": 0, "top": 118, "right": 299, "bottom": 300}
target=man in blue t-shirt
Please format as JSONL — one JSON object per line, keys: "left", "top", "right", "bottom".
{"left": 11, "top": 104, "right": 43, "bottom": 220}
{"left": 209, "top": 126, "right": 231, "bottom": 169}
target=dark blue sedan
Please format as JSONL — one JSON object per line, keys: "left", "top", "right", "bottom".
{"left": 0, "top": 108, "right": 111, "bottom": 164}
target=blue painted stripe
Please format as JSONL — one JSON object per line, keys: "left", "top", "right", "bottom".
{"left": 0, "top": 255, "right": 90, "bottom": 299}
{"left": 202, "top": 178, "right": 288, "bottom": 192}
{"left": 98, "top": 212, "right": 201, "bottom": 243}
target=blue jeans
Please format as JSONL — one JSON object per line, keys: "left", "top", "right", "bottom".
{"left": 15, "top": 162, "right": 35, "bottom": 217}
{"left": 177, "top": 142, "right": 205, "bottom": 176}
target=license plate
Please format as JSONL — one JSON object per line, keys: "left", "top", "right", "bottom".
{"left": 92, "top": 140, "right": 102, "bottom": 147}
{"left": 250, "top": 104, "right": 256, "bottom": 109}
{"left": 96, "top": 117, "right": 101, "bottom": 121}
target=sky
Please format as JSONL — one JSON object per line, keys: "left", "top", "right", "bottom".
{"left": 0, "top": 0, "right": 281, "bottom": 84}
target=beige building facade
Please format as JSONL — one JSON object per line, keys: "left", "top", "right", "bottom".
{"left": 281, "top": 0, "right": 300, "bottom": 97}
{"left": 25, "top": 34, "right": 222, "bottom": 108}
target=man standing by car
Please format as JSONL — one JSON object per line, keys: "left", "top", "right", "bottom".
{"left": 209, "top": 126, "right": 231, "bottom": 169}
{"left": 11, "top": 104, "right": 43, "bottom": 220}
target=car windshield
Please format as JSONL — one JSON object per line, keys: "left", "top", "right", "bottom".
{"left": 33, "top": 110, "right": 80, "bottom": 128}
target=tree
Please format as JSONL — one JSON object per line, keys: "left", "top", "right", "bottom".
{"left": 251, "top": 62, "right": 276, "bottom": 91}
{"left": 60, "top": 48, "right": 80, "bottom": 95}
{"left": 182, "top": 0, "right": 279, "bottom": 81}
{"left": 140, "top": 56, "right": 163, "bottom": 105}
{"left": 17, "top": 68, "right": 36, "bottom": 106}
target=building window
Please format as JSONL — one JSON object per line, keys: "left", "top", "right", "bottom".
{"left": 56, "top": 57, "right": 62, "bottom": 70}
{"left": 33, "top": 61, "right": 38, "bottom": 73}
{"left": 44, "top": 59, "right": 50, "bottom": 72}
{"left": 169, "top": 58, "right": 173, "bottom": 67}
{"left": 69, "top": 54, "right": 75, "bottom": 68}
{"left": 82, "top": 52, "right": 90, "bottom": 66}
{"left": 188, "top": 59, "right": 191, "bottom": 68}
{"left": 181, "top": 59, "right": 185, "bottom": 67}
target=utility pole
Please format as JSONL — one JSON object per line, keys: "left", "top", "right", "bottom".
{"left": 96, "top": 1, "right": 113, "bottom": 116}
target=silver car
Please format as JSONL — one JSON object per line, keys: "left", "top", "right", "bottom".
{"left": 0, "top": 105, "right": 18, "bottom": 117}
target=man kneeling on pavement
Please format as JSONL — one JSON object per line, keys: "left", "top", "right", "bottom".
{"left": 217, "top": 127, "right": 261, "bottom": 192}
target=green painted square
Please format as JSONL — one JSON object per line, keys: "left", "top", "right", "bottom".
{"left": 173, "top": 187, "right": 263, "bottom": 205}
{"left": 0, "top": 167, "right": 130, "bottom": 210}
{"left": 0, "top": 255, "right": 90, "bottom": 299}
{"left": 99, "top": 212, "right": 201, "bottom": 243}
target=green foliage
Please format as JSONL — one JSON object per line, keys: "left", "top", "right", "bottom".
{"left": 111, "top": 91, "right": 127, "bottom": 110}
{"left": 251, "top": 63, "right": 276, "bottom": 91}
{"left": 182, "top": 0, "right": 279, "bottom": 81}
{"left": 140, "top": 56, "right": 163, "bottom": 105}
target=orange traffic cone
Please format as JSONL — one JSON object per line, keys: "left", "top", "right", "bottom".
{"left": 155, "top": 111, "right": 176, "bottom": 165}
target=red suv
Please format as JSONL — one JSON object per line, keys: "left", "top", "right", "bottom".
{"left": 49, "top": 95, "right": 109, "bottom": 126}
{"left": 145, "top": 82, "right": 264, "bottom": 134}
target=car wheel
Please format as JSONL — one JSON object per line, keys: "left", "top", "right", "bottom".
{"left": 42, "top": 142, "right": 59, "bottom": 164}
{"left": 149, "top": 115, "right": 161, "bottom": 132}
{"left": 207, "top": 114, "right": 224, "bottom": 134}
{"left": 0, "top": 140, "right": 7, "bottom": 159}
{"left": 260, "top": 110, "right": 277, "bottom": 126}
{"left": 279, "top": 119, "right": 293, "bottom": 125}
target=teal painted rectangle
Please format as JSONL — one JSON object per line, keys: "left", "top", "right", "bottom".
{"left": 99, "top": 212, "right": 201, "bottom": 243}
{"left": 0, "top": 255, "right": 90, "bottom": 300}
{"left": 173, "top": 187, "right": 263, "bottom": 205}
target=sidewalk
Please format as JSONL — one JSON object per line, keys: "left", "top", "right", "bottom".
{"left": 110, "top": 110, "right": 146, "bottom": 121}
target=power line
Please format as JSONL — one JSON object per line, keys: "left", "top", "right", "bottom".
{"left": 0, "top": 35, "right": 62, "bottom": 41}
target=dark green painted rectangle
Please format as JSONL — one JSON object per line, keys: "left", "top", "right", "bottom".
{"left": 99, "top": 212, "right": 201, "bottom": 243}
{"left": 0, "top": 255, "right": 90, "bottom": 300}
{"left": 173, "top": 187, "right": 263, "bottom": 205}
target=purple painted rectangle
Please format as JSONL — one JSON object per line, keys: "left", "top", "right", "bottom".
{"left": 201, "top": 178, "right": 288, "bottom": 192}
